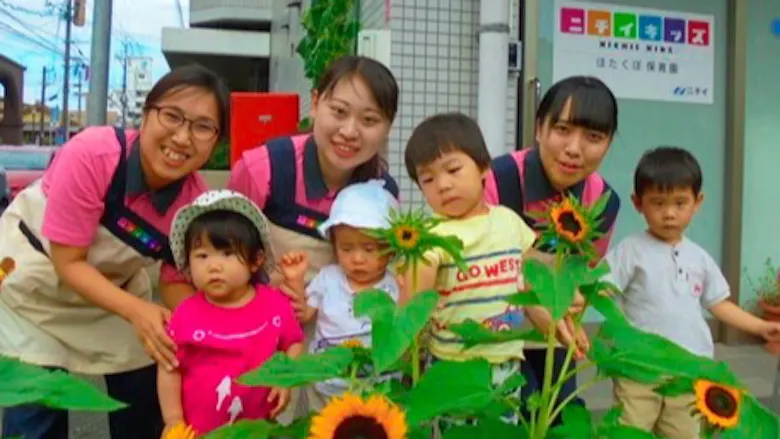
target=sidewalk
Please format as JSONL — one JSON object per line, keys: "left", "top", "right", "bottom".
{"left": 1, "top": 343, "right": 778, "bottom": 437}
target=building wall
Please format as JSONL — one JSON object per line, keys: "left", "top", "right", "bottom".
{"left": 739, "top": 4, "right": 780, "bottom": 308}
{"left": 362, "top": 0, "right": 520, "bottom": 208}
{"left": 269, "top": 1, "right": 520, "bottom": 208}
{"left": 269, "top": 0, "right": 313, "bottom": 121}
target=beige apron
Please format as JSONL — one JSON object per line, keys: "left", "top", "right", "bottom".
{"left": 0, "top": 181, "right": 157, "bottom": 375}
{"left": 268, "top": 223, "right": 335, "bottom": 423}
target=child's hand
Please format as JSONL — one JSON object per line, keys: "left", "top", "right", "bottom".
{"left": 760, "top": 320, "right": 780, "bottom": 342}
{"left": 268, "top": 387, "right": 290, "bottom": 418}
{"left": 280, "top": 251, "right": 309, "bottom": 281}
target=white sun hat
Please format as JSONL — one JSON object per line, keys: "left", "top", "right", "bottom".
{"left": 170, "top": 189, "right": 276, "bottom": 275}
{"left": 317, "top": 179, "right": 399, "bottom": 239}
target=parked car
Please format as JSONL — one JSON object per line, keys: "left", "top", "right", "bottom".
{"left": 0, "top": 146, "right": 57, "bottom": 199}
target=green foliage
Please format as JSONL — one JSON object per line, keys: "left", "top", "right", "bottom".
{"left": 295, "top": 0, "right": 360, "bottom": 131}
{"left": 13, "top": 200, "right": 773, "bottom": 438}
{"left": 204, "top": 139, "right": 230, "bottom": 170}
{"left": 0, "top": 355, "right": 126, "bottom": 412}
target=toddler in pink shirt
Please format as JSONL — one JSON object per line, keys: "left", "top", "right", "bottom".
{"left": 158, "top": 190, "right": 304, "bottom": 436}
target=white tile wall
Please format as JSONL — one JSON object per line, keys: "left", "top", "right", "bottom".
{"left": 272, "top": 0, "right": 521, "bottom": 209}
{"left": 362, "top": 0, "right": 521, "bottom": 208}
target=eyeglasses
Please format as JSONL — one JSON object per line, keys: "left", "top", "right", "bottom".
{"left": 150, "top": 106, "right": 220, "bottom": 141}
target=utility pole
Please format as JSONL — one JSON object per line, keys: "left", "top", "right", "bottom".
{"left": 39, "top": 66, "right": 47, "bottom": 145}
{"left": 62, "top": 0, "right": 73, "bottom": 141}
{"left": 76, "top": 63, "right": 83, "bottom": 128}
{"left": 87, "top": 0, "right": 114, "bottom": 126}
{"left": 120, "top": 43, "right": 129, "bottom": 127}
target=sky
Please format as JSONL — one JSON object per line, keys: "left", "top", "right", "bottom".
{"left": 0, "top": 0, "right": 188, "bottom": 109}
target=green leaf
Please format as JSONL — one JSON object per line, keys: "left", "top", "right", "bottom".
{"left": 441, "top": 417, "right": 528, "bottom": 439}
{"left": 653, "top": 377, "right": 694, "bottom": 398}
{"left": 448, "top": 319, "right": 545, "bottom": 349}
{"left": 0, "top": 356, "right": 125, "bottom": 412}
{"left": 590, "top": 320, "right": 739, "bottom": 386}
{"left": 203, "top": 419, "right": 275, "bottom": 438}
{"left": 549, "top": 404, "right": 593, "bottom": 439}
{"left": 586, "top": 292, "right": 627, "bottom": 324}
{"left": 523, "top": 257, "right": 587, "bottom": 320}
{"left": 599, "top": 425, "right": 660, "bottom": 438}
{"left": 403, "top": 359, "right": 494, "bottom": 426}
{"left": 269, "top": 414, "right": 312, "bottom": 439}
{"left": 719, "top": 394, "right": 779, "bottom": 439}
{"left": 238, "top": 348, "right": 353, "bottom": 388}
{"left": 354, "top": 289, "right": 439, "bottom": 373}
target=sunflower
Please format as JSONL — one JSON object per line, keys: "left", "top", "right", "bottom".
{"left": 163, "top": 422, "right": 198, "bottom": 439}
{"left": 342, "top": 339, "right": 365, "bottom": 349}
{"left": 533, "top": 191, "right": 613, "bottom": 260}
{"left": 693, "top": 379, "right": 742, "bottom": 429}
{"left": 368, "top": 208, "right": 467, "bottom": 276}
{"left": 550, "top": 198, "right": 588, "bottom": 243}
{"left": 309, "top": 393, "right": 407, "bottom": 439}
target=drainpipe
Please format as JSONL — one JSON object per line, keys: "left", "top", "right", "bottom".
{"left": 476, "top": 0, "right": 510, "bottom": 157}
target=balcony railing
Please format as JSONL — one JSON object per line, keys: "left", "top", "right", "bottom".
{"left": 190, "top": 0, "right": 273, "bottom": 25}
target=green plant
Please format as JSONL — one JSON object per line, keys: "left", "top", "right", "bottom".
{"left": 203, "top": 140, "right": 229, "bottom": 170}
{"left": 0, "top": 355, "right": 126, "bottom": 411}
{"left": 745, "top": 258, "right": 780, "bottom": 307}
{"left": 203, "top": 195, "right": 779, "bottom": 439}
{"left": 295, "top": 0, "right": 360, "bottom": 131}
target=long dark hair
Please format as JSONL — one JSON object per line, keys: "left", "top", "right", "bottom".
{"left": 536, "top": 76, "right": 618, "bottom": 137}
{"left": 315, "top": 55, "right": 399, "bottom": 181}
{"left": 143, "top": 64, "right": 231, "bottom": 141}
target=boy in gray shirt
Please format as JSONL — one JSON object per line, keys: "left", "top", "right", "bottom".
{"left": 605, "top": 147, "right": 780, "bottom": 438}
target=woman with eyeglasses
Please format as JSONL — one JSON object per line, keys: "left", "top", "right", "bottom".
{"left": 0, "top": 64, "right": 229, "bottom": 439}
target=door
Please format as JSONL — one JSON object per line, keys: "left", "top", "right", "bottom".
{"left": 521, "top": 0, "right": 729, "bottom": 327}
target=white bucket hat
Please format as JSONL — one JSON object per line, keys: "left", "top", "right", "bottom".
{"left": 170, "top": 189, "right": 276, "bottom": 276}
{"left": 318, "top": 179, "right": 399, "bottom": 239}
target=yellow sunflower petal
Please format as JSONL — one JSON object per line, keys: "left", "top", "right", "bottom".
{"left": 694, "top": 380, "right": 742, "bottom": 429}
{"left": 163, "top": 422, "right": 198, "bottom": 439}
{"left": 309, "top": 393, "right": 407, "bottom": 439}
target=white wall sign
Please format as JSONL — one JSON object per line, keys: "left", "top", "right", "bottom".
{"left": 553, "top": 1, "right": 715, "bottom": 104}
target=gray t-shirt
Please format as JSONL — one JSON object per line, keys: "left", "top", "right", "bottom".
{"left": 604, "top": 231, "right": 730, "bottom": 358}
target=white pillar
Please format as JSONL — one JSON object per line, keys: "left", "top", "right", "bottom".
{"left": 477, "top": 0, "right": 510, "bottom": 158}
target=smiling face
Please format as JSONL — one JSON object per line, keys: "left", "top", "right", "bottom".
{"left": 310, "top": 74, "right": 392, "bottom": 187}
{"left": 138, "top": 86, "right": 220, "bottom": 189}
{"left": 536, "top": 99, "right": 612, "bottom": 191}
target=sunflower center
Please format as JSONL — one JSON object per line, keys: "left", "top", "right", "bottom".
{"left": 333, "top": 415, "right": 389, "bottom": 439}
{"left": 558, "top": 212, "right": 582, "bottom": 236}
{"left": 704, "top": 386, "right": 738, "bottom": 417}
{"left": 401, "top": 230, "right": 414, "bottom": 241}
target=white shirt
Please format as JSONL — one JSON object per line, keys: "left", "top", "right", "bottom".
{"left": 306, "top": 264, "right": 399, "bottom": 396}
{"left": 604, "top": 231, "right": 730, "bottom": 358}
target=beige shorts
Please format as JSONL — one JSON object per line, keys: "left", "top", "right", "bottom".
{"left": 613, "top": 378, "right": 700, "bottom": 439}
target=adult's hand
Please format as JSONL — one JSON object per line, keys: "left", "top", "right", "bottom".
{"left": 127, "top": 299, "right": 178, "bottom": 371}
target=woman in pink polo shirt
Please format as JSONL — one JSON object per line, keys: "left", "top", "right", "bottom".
{"left": 484, "top": 76, "right": 622, "bottom": 426}
{"left": 228, "top": 55, "right": 399, "bottom": 283}
{"left": 227, "top": 55, "right": 398, "bottom": 420}
{"left": 0, "top": 65, "right": 229, "bottom": 439}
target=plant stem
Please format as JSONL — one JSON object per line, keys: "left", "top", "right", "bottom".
{"left": 548, "top": 374, "right": 600, "bottom": 422}
{"left": 347, "top": 363, "right": 359, "bottom": 393}
{"left": 411, "top": 263, "right": 421, "bottom": 386}
{"left": 545, "top": 302, "right": 588, "bottom": 423}
{"left": 533, "top": 319, "right": 559, "bottom": 439}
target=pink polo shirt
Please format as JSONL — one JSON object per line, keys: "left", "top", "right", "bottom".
{"left": 484, "top": 148, "right": 621, "bottom": 260}
{"left": 40, "top": 126, "right": 208, "bottom": 282}
{"left": 227, "top": 134, "right": 338, "bottom": 215}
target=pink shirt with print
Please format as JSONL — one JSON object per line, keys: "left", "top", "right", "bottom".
{"left": 40, "top": 126, "right": 207, "bottom": 282}
{"left": 169, "top": 284, "right": 304, "bottom": 434}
